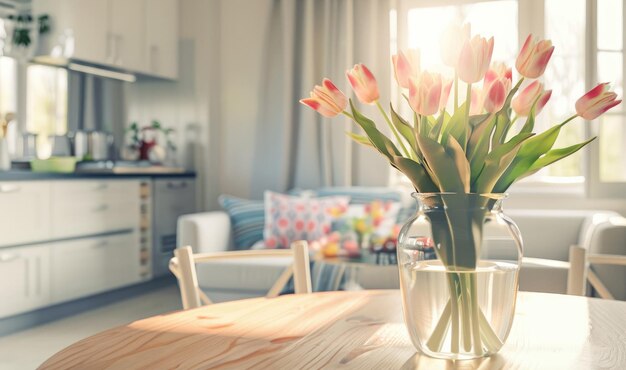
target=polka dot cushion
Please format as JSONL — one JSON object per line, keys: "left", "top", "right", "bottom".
{"left": 263, "top": 191, "right": 349, "bottom": 249}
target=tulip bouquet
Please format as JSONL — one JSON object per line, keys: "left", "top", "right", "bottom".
{"left": 301, "top": 23, "right": 620, "bottom": 357}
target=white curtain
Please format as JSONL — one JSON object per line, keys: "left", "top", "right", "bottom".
{"left": 251, "top": 0, "right": 393, "bottom": 198}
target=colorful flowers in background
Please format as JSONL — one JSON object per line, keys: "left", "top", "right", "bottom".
{"left": 300, "top": 23, "right": 621, "bottom": 196}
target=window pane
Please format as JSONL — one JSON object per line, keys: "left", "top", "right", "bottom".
{"left": 26, "top": 65, "right": 68, "bottom": 136}
{"left": 597, "top": 0, "right": 623, "bottom": 51}
{"left": 597, "top": 51, "right": 623, "bottom": 106}
{"left": 407, "top": 1, "right": 517, "bottom": 72}
{"left": 599, "top": 114, "right": 626, "bottom": 182}
{"left": 0, "top": 57, "right": 16, "bottom": 114}
{"left": 539, "top": 0, "right": 586, "bottom": 178}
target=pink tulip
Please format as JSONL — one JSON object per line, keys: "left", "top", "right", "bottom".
{"left": 511, "top": 81, "right": 552, "bottom": 117}
{"left": 483, "top": 62, "right": 512, "bottom": 90}
{"left": 483, "top": 79, "right": 507, "bottom": 113}
{"left": 458, "top": 35, "right": 494, "bottom": 84}
{"left": 470, "top": 87, "right": 484, "bottom": 115}
{"left": 440, "top": 23, "right": 471, "bottom": 68}
{"left": 440, "top": 79, "right": 453, "bottom": 110}
{"left": 575, "top": 83, "right": 621, "bottom": 120}
{"left": 516, "top": 35, "right": 554, "bottom": 79}
{"left": 482, "top": 63, "right": 512, "bottom": 113}
{"left": 346, "top": 64, "right": 380, "bottom": 104}
{"left": 408, "top": 72, "right": 443, "bottom": 116}
{"left": 300, "top": 78, "right": 348, "bottom": 118}
{"left": 392, "top": 49, "right": 420, "bottom": 89}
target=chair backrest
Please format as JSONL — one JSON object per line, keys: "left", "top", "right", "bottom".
{"left": 567, "top": 245, "right": 626, "bottom": 299}
{"left": 169, "top": 241, "right": 312, "bottom": 309}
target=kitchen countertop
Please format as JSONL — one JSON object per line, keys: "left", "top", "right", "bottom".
{"left": 0, "top": 170, "right": 196, "bottom": 181}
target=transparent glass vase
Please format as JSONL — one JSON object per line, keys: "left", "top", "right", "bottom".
{"left": 397, "top": 193, "right": 523, "bottom": 360}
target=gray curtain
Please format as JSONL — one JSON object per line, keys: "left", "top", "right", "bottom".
{"left": 251, "top": 0, "right": 392, "bottom": 198}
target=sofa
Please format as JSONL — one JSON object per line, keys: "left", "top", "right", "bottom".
{"left": 177, "top": 187, "right": 626, "bottom": 302}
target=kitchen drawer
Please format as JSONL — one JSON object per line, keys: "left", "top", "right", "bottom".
{"left": 51, "top": 180, "right": 140, "bottom": 238}
{"left": 51, "top": 180, "right": 138, "bottom": 201}
{"left": 50, "top": 232, "right": 141, "bottom": 304}
{"left": 0, "top": 244, "right": 51, "bottom": 318}
{"left": 0, "top": 182, "right": 51, "bottom": 247}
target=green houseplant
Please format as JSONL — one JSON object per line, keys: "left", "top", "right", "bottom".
{"left": 300, "top": 24, "right": 620, "bottom": 359}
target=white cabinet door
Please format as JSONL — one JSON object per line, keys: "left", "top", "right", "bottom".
{"left": 50, "top": 180, "right": 140, "bottom": 239}
{"left": 51, "top": 232, "right": 140, "bottom": 304}
{"left": 110, "top": 0, "right": 146, "bottom": 72}
{"left": 65, "top": 0, "right": 111, "bottom": 64}
{"left": 0, "top": 245, "right": 50, "bottom": 319}
{"left": 0, "top": 182, "right": 50, "bottom": 247}
{"left": 145, "top": 0, "right": 179, "bottom": 79}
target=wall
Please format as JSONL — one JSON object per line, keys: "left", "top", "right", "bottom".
{"left": 127, "top": 0, "right": 221, "bottom": 210}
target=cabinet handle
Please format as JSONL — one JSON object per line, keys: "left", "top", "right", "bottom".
{"left": 0, "top": 253, "right": 19, "bottom": 262}
{"left": 91, "top": 240, "right": 109, "bottom": 249}
{"left": 166, "top": 182, "right": 187, "bottom": 190}
{"left": 0, "top": 184, "right": 20, "bottom": 193}
{"left": 92, "top": 204, "right": 109, "bottom": 212}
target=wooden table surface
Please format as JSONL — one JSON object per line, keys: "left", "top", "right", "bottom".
{"left": 38, "top": 290, "right": 626, "bottom": 370}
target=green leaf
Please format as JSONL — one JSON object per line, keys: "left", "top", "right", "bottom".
{"left": 429, "top": 111, "right": 449, "bottom": 141}
{"left": 493, "top": 122, "right": 565, "bottom": 192}
{"left": 389, "top": 104, "right": 419, "bottom": 159}
{"left": 469, "top": 116, "right": 497, "bottom": 184}
{"left": 441, "top": 102, "right": 468, "bottom": 149}
{"left": 391, "top": 156, "right": 439, "bottom": 192}
{"left": 415, "top": 133, "right": 466, "bottom": 192}
{"left": 473, "top": 132, "right": 535, "bottom": 193}
{"left": 349, "top": 99, "right": 400, "bottom": 160}
{"left": 519, "top": 98, "right": 540, "bottom": 134}
{"left": 522, "top": 137, "right": 596, "bottom": 178}
{"left": 346, "top": 131, "right": 373, "bottom": 147}
{"left": 444, "top": 136, "right": 471, "bottom": 192}
{"left": 491, "top": 113, "right": 511, "bottom": 149}
{"left": 467, "top": 113, "right": 495, "bottom": 159}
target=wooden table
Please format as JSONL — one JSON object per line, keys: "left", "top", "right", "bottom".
{"left": 39, "top": 291, "right": 626, "bottom": 370}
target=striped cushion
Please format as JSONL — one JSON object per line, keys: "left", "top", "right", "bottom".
{"left": 218, "top": 195, "right": 265, "bottom": 250}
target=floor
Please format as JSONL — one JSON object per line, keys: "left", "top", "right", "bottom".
{"left": 0, "top": 285, "right": 181, "bottom": 370}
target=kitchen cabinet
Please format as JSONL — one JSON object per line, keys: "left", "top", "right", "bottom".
{"left": 0, "top": 245, "right": 50, "bottom": 319}
{"left": 0, "top": 181, "right": 51, "bottom": 247}
{"left": 110, "top": 0, "right": 145, "bottom": 72}
{"left": 50, "top": 180, "right": 140, "bottom": 239}
{"left": 50, "top": 232, "right": 141, "bottom": 304}
{"left": 33, "top": 0, "right": 179, "bottom": 79}
{"left": 145, "top": 0, "right": 179, "bottom": 79}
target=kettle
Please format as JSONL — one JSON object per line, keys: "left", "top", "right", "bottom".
{"left": 70, "top": 131, "right": 114, "bottom": 161}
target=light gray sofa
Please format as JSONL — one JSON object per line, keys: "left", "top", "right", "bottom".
{"left": 178, "top": 202, "right": 626, "bottom": 302}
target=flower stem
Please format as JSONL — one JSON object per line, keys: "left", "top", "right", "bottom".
{"left": 341, "top": 111, "right": 354, "bottom": 120}
{"left": 454, "top": 72, "right": 459, "bottom": 110}
{"left": 561, "top": 114, "right": 579, "bottom": 126}
{"left": 375, "top": 100, "right": 411, "bottom": 158}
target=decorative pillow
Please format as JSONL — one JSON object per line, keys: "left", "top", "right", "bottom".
{"left": 263, "top": 191, "right": 350, "bottom": 249}
{"left": 331, "top": 200, "right": 401, "bottom": 239}
{"left": 289, "top": 187, "right": 402, "bottom": 205}
{"left": 218, "top": 195, "right": 265, "bottom": 250}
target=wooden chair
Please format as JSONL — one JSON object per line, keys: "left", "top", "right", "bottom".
{"left": 567, "top": 245, "right": 626, "bottom": 299}
{"left": 169, "top": 241, "right": 312, "bottom": 309}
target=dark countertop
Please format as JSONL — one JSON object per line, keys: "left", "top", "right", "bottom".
{"left": 0, "top": 170, "right": 196, "bottom": 181}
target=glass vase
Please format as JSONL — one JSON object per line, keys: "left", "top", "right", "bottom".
{"left": 397, "top": 193, "right": 523, "bottom": 360}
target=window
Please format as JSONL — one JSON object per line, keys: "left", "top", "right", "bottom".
{"left": 26, "top": 64, "right": 68, "bottom": 135}
{"left": 0, "top": 56, "right": 16, "bottom": 115}
{"left": 596, "top": 0, "right": 625, "bottom": 182}
{"left": 393, "top": 0, "right": 624, "bottom": 193}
